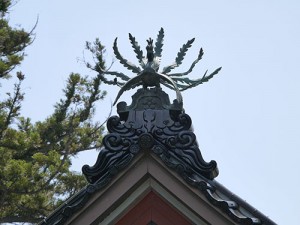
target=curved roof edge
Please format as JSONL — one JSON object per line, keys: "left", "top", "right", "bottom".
{"left": 39, "top": 151, "right": 276, "bottom": 225}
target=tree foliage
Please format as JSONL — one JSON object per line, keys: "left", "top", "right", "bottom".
{"left": 0, "top": 1, "right": 107, "bottom": 223}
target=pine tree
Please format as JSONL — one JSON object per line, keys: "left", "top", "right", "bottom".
{"left": 0, "top": 1, "right": 107, "bottom": 223}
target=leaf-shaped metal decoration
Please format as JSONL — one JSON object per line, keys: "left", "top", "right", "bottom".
{"left": 161, "top": 63, "right": 176, "bottom": 75}
{"left": 154, "top": 27, "right": 164, "bottom": 58}
{"left": 180, "top": 67, "right": 222, "bottom": 91}
{"left": 169, "top": 48, "right": 204, "bottom": 77}
{"left": 161, "top": 80, "right": 187, "bottom": 91}
{"left": 97, "top": 28, "right": 221, "bottom": 106}
{"left": 162, "top": 38, "right": 195, "bottom": 74}
{"left": 175, "top": 38, "right": 195, "bottom": 66}
{"left": 129, "top": 33, "right": 144, "bottom": 67}
{"left": 172, "top": 77, "right": 195, "bottom": 85}
{"left": 113, "top": 38, "right": 141, "bottom": 74}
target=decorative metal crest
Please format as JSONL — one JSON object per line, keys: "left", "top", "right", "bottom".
{"left": 97, "top": 28, "right": 222, "bottom": 105}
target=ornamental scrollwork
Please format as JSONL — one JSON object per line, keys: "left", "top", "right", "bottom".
{"left": 83, "top": 91, "right": 218, "bottom": 183}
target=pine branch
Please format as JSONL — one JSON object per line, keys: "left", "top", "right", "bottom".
{"left": 0, "top": 76, "right": 24, "bottom": 138}
{"left": 53, "top": 73, "right": 78, "bottom": 123}
{"left": 0, "top": 216, "right": 42, "bottom": 224}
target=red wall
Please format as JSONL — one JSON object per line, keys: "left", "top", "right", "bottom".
{"left": 115, "top": 191, "right": 192, "bottom": 225}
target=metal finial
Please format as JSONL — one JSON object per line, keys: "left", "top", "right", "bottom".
{"left": 96, "top": 28, "right": 221, "bottom": 105}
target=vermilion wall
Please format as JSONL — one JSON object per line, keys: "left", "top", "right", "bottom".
{"left": 115, "top": 191, "right": 192, "bottom": 225}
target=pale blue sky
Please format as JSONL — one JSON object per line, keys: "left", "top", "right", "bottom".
{"left": 7, "top": 1, "right": 300, "bottom": 224}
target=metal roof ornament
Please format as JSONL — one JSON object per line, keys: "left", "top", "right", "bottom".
{"left": 97, "top": 28, "right": 222, "bottom": 106}
{"left": 81, "top": 28, "right": 222, "bottom": 183}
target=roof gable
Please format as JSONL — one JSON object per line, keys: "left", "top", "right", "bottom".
{"left": 45, "top": 152, "right": 233, "bottom": 225}
{"left": 41, "top": 151, "right": 274, "bottom": 225}
{"left": 40, "top": 87, "right": 276, "bottom": 225}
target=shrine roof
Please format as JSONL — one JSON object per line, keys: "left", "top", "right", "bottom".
{"left": 40, "top": 87, "right": 276, "bottom": 225}
{"left": 40, "top": 29, "right": 275, "bottom": 225}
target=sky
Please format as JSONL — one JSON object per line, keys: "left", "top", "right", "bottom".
{"left": 6, "top": 0, "right": 300, "bottom": 224}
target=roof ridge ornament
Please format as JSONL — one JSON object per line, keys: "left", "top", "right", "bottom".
{"left": 97, "top": 28, "right": 222, "bottom": 106}
{"left": 39, "top": 30, "right": 277, "bottom": 225}
{"left": 83, "top": 87, "right": 219, "bottom": 183}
